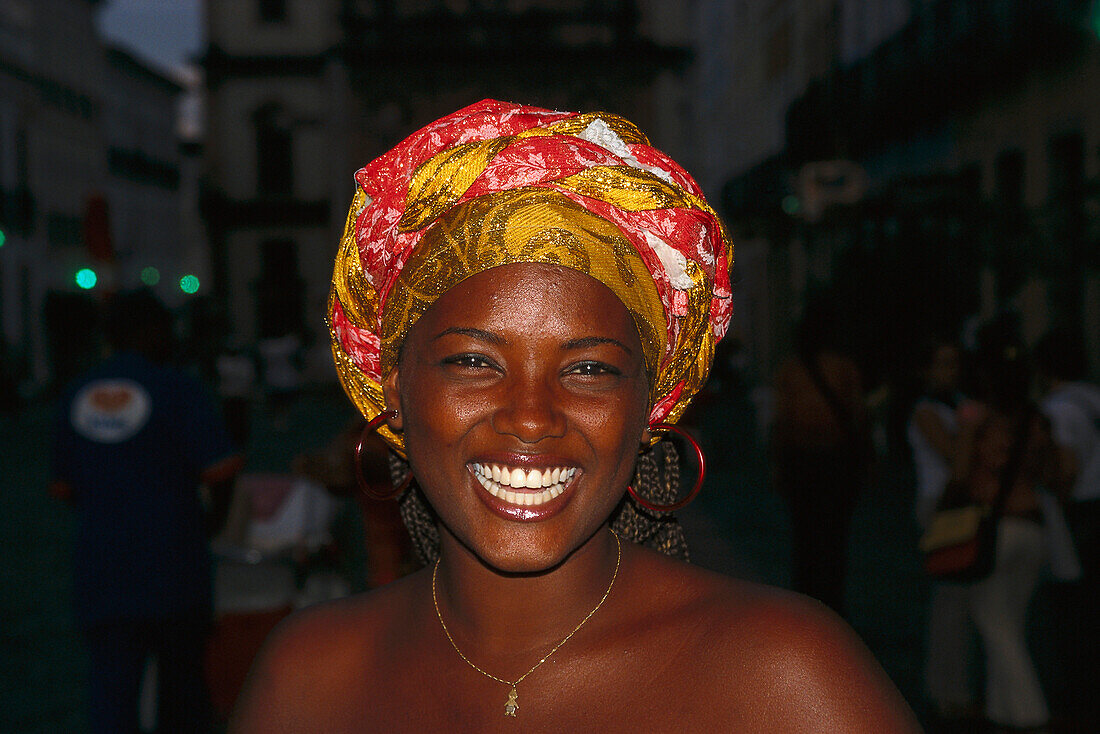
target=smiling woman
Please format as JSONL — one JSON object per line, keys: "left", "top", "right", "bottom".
{"left": 390, "top": 264, "right": 651, "bottom": 575}
{"left": 228, "top": 100, "right": 921, "bottom": 732}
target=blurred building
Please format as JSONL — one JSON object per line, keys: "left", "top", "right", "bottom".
{"left": 0, "top": 0, "right": 199, "bottom": 394}
{"left": 691, "top": 0, "right": 909, "bottom": 380}
{"left": 690, "top": 0, "right": 905, "bottom": 196}
{"left": 102, "top": 47, "right": 204, "bottom": 305}
{"left": 718, "top": 0, "right": 1100, "bottom": 382}
{"left": 0, "top": 0, "right": 107, "bottom": 388}
{"left": 201, "top": 0, "right": 694, "bottom": 380}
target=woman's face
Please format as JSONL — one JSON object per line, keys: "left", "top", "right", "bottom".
{"left": 384, "top": 263, "right": 650, "bottom": 572}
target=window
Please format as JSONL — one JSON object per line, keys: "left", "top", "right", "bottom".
{"left": 1048, "top": 132, "right": 1086, "bottom": 262}
{"left": 994, "top": 149, "right": 1024, "bottom": 212}
{"left": 257, "top": 239, "right": 304, "bottom": 338}
{"left": 254, "top": 104, "right": 293, "bottom": 196}
{"left": 1049, "top": 132, "right": 1084, "bottom": 201}
{"left": 259, "top": 0, "right": 288, "bottom": 22}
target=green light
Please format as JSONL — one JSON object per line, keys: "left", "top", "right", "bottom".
{"left": 0, "top": 230, "right": 6, "bottom": 247}
{"left": 75, "top": 268, "right": 97, "bottom": 289}
{"left": 140, "top": 266, "right": 161, "bottom": 286}
{"left": 179, "top": 274, "right": 200, "bottom": 294}
{"left": 782, "top": 195, "right": 801, "bottom": 215}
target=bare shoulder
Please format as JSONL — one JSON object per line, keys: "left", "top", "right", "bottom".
{"left": 623, "top": 550, "right": 922, "bottom": 732}
{"left": 227, "top": 571, "right": 427, "bottom": 733}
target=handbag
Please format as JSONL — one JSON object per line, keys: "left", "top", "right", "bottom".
{"left": 919, "top": 497, "right": 998, "bottom": 581}
{"left": 919, "top": 407, "right": 1032, "bottom": 582}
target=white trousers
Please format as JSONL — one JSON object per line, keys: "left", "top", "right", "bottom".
{"left": 925, "top": 518, "right": 1049, "bottom": 727}
{"left": 968, "top": 518, "right": 1049, "bottom": 728}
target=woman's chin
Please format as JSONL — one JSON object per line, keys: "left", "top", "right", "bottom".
{"left": 443, "top": 522, "right": 595, "bottom": 576}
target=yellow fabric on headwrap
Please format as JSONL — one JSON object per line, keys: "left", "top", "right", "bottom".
{"left": 381, "top": 188, "right": 666, "bottom": 379}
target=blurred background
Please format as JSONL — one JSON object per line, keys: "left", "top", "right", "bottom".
{"left": 2, "top": 0, "right": 1099, "bottom": 732}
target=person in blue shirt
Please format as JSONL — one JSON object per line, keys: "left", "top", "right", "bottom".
{"left": 51, "top": 289, "right": 243, "bottom": 734}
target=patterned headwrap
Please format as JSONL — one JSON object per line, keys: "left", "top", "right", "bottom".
{"left": 329, "top": 99, "right": 732, "bottom": 454}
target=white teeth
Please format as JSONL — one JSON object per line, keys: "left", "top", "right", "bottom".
{"left": 469, "top": 463, "right": 577, "bottom": 508}
{"left": 476, "top": 463, "right": 578, "bottom": 488}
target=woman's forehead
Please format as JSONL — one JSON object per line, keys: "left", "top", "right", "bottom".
{"left": 414, "top": 263, "right": 642, "bottom": 347}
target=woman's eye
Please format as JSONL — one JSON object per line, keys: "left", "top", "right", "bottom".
{"left": 565, "top": 361, "right": 621, "bottom": 378}
{"left": 442, "top": 354, "right": 496, "bottom": 370}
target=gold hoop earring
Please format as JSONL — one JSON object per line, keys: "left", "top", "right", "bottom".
{"left": 356, "top": 410, "right": 411, "bottom": 500}
{"left": 627, "top": 422, "right": 706, "bottom": 512}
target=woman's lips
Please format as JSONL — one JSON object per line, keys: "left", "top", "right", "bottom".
{"left": 468, "top": 462, "right": 577, "bottom": 508}
{"left": 466, "top": 452, "right": 582, "bottom": 521}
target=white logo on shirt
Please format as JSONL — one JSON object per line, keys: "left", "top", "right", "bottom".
{"left": 71, "top": 379, "right": 152, "bottom": 443}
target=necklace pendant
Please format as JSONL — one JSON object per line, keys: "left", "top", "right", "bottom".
{"left": 504, "top": 686, "right": 519, "bottom": 717}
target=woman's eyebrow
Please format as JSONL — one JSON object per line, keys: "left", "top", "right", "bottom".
{"left": 432, "top": 326, "right": 506, "bottom": 345}
{"left": 562, "top": 336, "right": 634, "bottom": 355}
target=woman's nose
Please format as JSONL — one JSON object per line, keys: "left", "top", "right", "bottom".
{"left": 491, "top": 375, "right": 566, "bottom": 443}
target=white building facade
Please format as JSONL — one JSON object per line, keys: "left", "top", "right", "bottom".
{"left": 0, "top": 0, "right": 195, "bottom": 393}
{"left": 0, "top": 0, "right": 107, "bottom": 388}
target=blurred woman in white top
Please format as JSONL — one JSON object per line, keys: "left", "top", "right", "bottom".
{"left": 909, "top": 338, "right": 963, "bottom": 526}
{"left": 906, "top": 337, "right": 975, "bottom": 723}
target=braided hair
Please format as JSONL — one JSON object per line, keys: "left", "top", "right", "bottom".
{"left": 390, "top": 439, "right": 690, "bottom": 567}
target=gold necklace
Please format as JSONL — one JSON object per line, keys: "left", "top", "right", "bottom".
{"left": 432, "top": 531, "right": 622, "bottom": 718}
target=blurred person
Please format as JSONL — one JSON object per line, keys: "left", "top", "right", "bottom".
{"left": 50, "top": 289, "right": 243, "bottom": 734}
{"left": 1034, "top": 328, "right": 1100, "bottom": 732}
{"left": 910, "top": 337, "right": 965, "bottom": 526}
{"left": 206, "top": 464, "right": 346, "bottom": 723}
{"left": 946, "top": 321, "right": 1057, "bottom": 733}
{"left": 906, "top": 337, "right": 978, "bottom": 725}
{"left": 216, "top": 339, "right": 257, "bottom": 450}
{"left": 257, "top": 332, "right": 302, "bottom": 431}
{"left": 772, "top": 305, "right": 872, "bottom": 616}
{"left": 293, "top": 417, "right": 414, "bottom": 588}
{"left": 207, "top": 341, "right": 257, "bottom": 537}
{"left": 43, "top": 290, "right": 100, "bottom": 389}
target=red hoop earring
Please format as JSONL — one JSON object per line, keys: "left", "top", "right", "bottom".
{"left": 627, "top": 422, "right": 706, "bottom": 513}
{"left": 356, "top": 410, "right": 411, "bottom": 500}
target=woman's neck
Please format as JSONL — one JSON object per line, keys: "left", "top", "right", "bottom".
{"left": 430, "top": 525, "right": 622, "bottom": 664}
